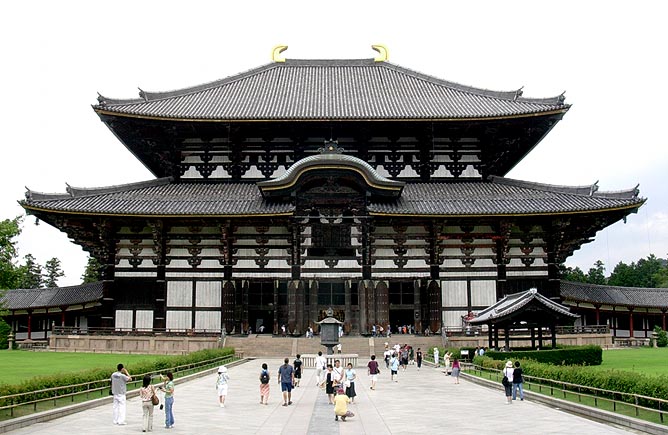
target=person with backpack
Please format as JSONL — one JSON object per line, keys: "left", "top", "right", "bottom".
{"left": 293, "top": 354, "right": 303, "bottom": 387}
{"left": 215, "top": 366, "right": 230, "bottom": 408}
{"left": 259, "top": 363, "right": 270, "bottom": 405}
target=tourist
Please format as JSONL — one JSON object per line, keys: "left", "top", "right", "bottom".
{"left": 139, "top": 374, "right": 156, "bottom": 432}
{"left": 389, "top": 352, "right": 400, "bottom": 382}
{"left": 502, "top": 361, "right": 514, "bottom": 404}
{"left": 444, "top": 351, "right": 453, "bottom": 374}
{"left": 400, "top": 346, "right": 409, "bottom": 371}
{"left": 433, "top": 347, "right": 440, "bottom": 368}
{"left": 259, "top": 363, "right": 270, "bottom": 405}
{"left": 451, "top": 358, "right": 460, "bottom": 384}
{"left": 387, "top": 323, "right": 391, "bottom": 337}
{"left": 344, "top": 362, "right": 357, "bottom": 403}
{"left": 512, "top": 361, "right": 524, "bottom": 401}
{"left": 337, "top": 343, "right": 342, "bottom": 354}
{"left": 325, "top": 364, "right": 335, "bottom": 404}
{"left": 215, "top": 365, "right": 229, "bottom": 408}
{"left": 293, "top": 354, "right": 303, "bottom": 387}
{"left": 160, "top": 371, "right": 175, "bottom": 428}
{"left": 409, "top": 346, "right": 414, "bottom": 365}
{"left": 111, "top": 363, "right": 132, "bottom": 425}
{"left": 367, "top": 355, "right": 380, "bottom": 390}
{"left": 315, "top": 351, "right": 327, "bottom": 386}
{"left": 383, "top": 345, "right": 391, "bottom": 369}
{"left": 278, "top": 357, "right": 295, "bottom": 406}
{"left": 332, "top": 359, "right": 344, "bottom": 386}
{"left": 372, "top": 324, "right": 377, "bottom": 336}
{"left": 281, "top": 324, "right": 287, "bottom": 337}
{"left": 479, "top": 347, "right": 486, "bottom": 357}
{"left": 416, "top": 347, "right": 423, "bottom": 371}
{"left": 334, "top": 388, "right": 355, "bottom": 421}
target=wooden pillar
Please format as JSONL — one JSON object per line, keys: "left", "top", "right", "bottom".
{"left": 241, "top": 280, "right": 249, "bottom": 334}
{"left": 530, "top": 327, "right": 536, "bottom": 349}
{"left": 344, "top": 281, "right": 352, "bottom": 334}
{"left": 288, "top": 280, "right": 305, "bottom": 335}
{"left": 60, "top": 306, "right": 67, "bottom": 327}
{"left": 504, "top": 326, "right": 510, "bottom": 351}
{"left": 488, "top": 323, "right": 494, "bottom": 349}
{"left": 662, "top": 309, "right": 667, "bottom": 331}
{"left": 97, "top": 220, "right": 116, "bottom": 329}
{"left": 628, "top": 308, "right": 634, "bottom": 338}
{"left": 550, "top": 324, "right": 557, "bottom": 348}
{"left": 538, "top": 327, "right": 543, "bottom": 349}
{"left": 222, "top": 280, "right": 235, "bottom": 333}
{"left": 493, "top": 326, "right": 499, "bottom": 349}
{"left": 428, "top": 280, "right": 441, "bottom": 333}
{"left": 309, "top": 281, "right": 318, "bottom": 332}
{"left": 151, "top": 221, "right": 167, "bottom": 330}
{"left": 358, "top": 280, "right": 370, "bottom": 334}
{"left": 612, "top": 306, "right": 617, "bottom": 337}
{"left": 375, "top": 281, "right": 389, "bottom": 328}
{"left": 595, "top": 304, "right": 601, "bottom": 325}
{"left": 27, "top": 310, "right": 32, "bottom": 340}
{"left": 413, "top": 279, "right": 422, "bottom": 334}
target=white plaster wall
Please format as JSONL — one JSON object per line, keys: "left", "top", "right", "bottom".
{"left": 167, "top": 281, "right": 192, "bottom": 307}
{"left": 196, "top": 281, "right": 222, "bottom": 307}
{"left": 166, "top": 311, "right": 192, "bottom": 331}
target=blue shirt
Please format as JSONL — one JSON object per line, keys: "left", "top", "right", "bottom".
{"left": 278, "top": 364, "right": 294, "bottom": 383}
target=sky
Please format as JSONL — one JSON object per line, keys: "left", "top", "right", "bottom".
{"left": 1, "top": 1, "right": 667, "bottom": 286}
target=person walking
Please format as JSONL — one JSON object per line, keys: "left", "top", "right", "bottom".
{"left": 502, "top": 361, "right": 514, "bottom": 404}
{"left": 416, "top": 348, "right": 423, "bottom": 371}
{"left": 444, "top": 351, "right": 452, "bottom": 374}
{"left": 215, "top": 366, "right": 230, "bottom": 408}
{"left": 332, "top": 359, "right": 344, "bottom": 387}
{"left": 325, "top": 364, "right": 335, "bottom": 404}
{"left": 512, "top": 361, "right": 524, "bottom": 401}
{"left": 278, "top": 357, "right": 295, "bottom": 406}
{"left": 389, "top": 352, "right": 400, "bottom": 382}
{"left": 344, "top": 362, "right": 357, "bottom": 403}
{"left": 433, "top": 347, "right": 440, "bottom": 368}
{"left": 259, "top": 363, "right": 270, "bottom": 405}
{"left": 367, "top": 355, "right": 380, "bottom": 390}
{"left": 315, "top": 351, "right": 327, "bottom": 386}
{"left": 293, "top": 354, "right": 303, "bottom": 387}
{"left": 139, "top": 375, "right": 156, "bottom": 432}
{"left": 451, "top": 358, "right": 461, "bottom": 384}
{"left": 160, "top": 372, "right": 175, "bottom": 428}
{"left": 334, "top": 388, "right": 355, "bottom": 422}
{"left": 111, "top": 363, "right": 132, "bottom": 425}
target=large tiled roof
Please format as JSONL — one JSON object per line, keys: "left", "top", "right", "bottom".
{"left": 21, "top": 176, "right": 643, "bottom": 217}
{"left": 560, "top": 281, "right": 668, "bottom": 309}
{"left": 1, "top": 282, "right": 103, "bottom": 310}
{"left": 469, "top": 288, "right": 578, "bottom": 324}
{"left": 94, "top": 59, "right": 568, "bottom": 121}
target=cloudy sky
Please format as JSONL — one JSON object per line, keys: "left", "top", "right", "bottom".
{"left": 1, "top": 1, "right": 666, "bottom": 286}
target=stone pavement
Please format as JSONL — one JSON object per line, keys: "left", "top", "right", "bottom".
{"left": 6, "top": 359, "right": 636, "bottom": 435}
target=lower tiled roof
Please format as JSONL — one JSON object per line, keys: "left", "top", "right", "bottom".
{"left": 21, "top": 176, "right": 643, "bottom": 217}
{"left": 1, "top": 282, "right": 103, "bottom": 310}
{"left": 560, "top": 281, "right": 668, "bottom": 308}
{"left": 469, "top": 288, "right": 578, "bottom": 324}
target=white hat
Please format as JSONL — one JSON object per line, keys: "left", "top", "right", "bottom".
{"left": 218, "top": 366, "right": 227, "bottom": 373}
{"left": 505, "top": 360, "right": 513, "bottom": 368}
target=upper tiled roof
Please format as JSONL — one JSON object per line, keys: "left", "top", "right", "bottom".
{"left": 1, "top": 282, "right": 103, "bottom": 310}
{"left": 560, "top": 281, "right": 668, "bottom": 308}
{"left": 469, "top": 288, "right": 578, "bottom": 324}
{"left": 94, "top": 59, "right": 568, "bottom": 121}
{"left": 21, "top": 176, "right": 643, "bottom": 217}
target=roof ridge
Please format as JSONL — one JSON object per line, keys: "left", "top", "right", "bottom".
{"left": 24, "top": 178, "right": 173, "bottom": 201}
{"left": 562, "top": 280, "right": 668, "bottom": 292}
{"left": 489, "top": 176, "right": 641, "bottom": 200}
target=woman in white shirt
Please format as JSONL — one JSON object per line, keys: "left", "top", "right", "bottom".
{"left": 502, "top": 360, "right": 514, "bottom": 404}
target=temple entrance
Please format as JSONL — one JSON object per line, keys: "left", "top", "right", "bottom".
{"left": 249, "top": 309, "right": 273, "bottom": 334}
{"left": 389, "top": 309, "right": 415, "bottom": 334}
{"left": 389, "top": 281, "right": 418, "bottom": 334}
{"left": 248, "top": 281, "right": 275, "bottom": 334}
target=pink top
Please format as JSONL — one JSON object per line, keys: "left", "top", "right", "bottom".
{"left": 140, "top": 385, "right": 155, "bottom": 402}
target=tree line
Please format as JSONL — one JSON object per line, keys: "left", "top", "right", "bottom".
{"left": 1, "top": 216, "right": 100, "bottom": 291}
{"left": 560, "top": 255, "right": 668, "bottom": 288}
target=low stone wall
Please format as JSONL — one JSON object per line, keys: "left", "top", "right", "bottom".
{"left": 300, "top": 353, "right": 358, "bottom": 368}
{"left": 49, "top": 334, "right": 221, "bottom": 354}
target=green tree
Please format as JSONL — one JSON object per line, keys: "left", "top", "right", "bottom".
{"left": 44, "top": 257, "right": 65, "bottom": 288}
{"left": 654, "top": 326, "right": 668, "bottom": 347}
{"left": 655, "top": 260, "right": 668, "bottom": 288}
{"left": 586, "top": 260, "right": 606, "bottom": 285}
{"left": 608, "top": 261, "right": 637, "bottom": 287}
{"left": 560, "top": 265, "right": 588, "bottom": 283}
{"left": 17, "top": 253, "right": 44, "bottom": 289}
{"left": 81, "top": 256, "right": 102, "bottom": 283}
{"left": 0, "top": 217, "right": 23, "bottom": 289}
{"left": 635, "top": 255, "right": 664, "bottom": 288}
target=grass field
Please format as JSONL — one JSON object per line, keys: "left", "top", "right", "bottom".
{"left": 0, "top": 351, "right": 162, "bottom": 385}
{"left": 590, "top": 347, "right": 668, "bottom": 376}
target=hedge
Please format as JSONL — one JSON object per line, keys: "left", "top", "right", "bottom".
{"left": 473, "top": 355, "right": 668, "bottom": 403}
{"left": 483, "top": 345, "right": 603, "bottom": 366}
{"left": 0, "top": 347, "right": 235, "bottom": 406}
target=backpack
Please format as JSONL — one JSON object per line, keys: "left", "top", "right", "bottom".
{"left": 260, "top": 370, "right": 269, "bottom": 384}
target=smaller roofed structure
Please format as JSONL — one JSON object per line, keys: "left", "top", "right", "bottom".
{"left": 469, "top": 288, "right": 579, "bottom": 350}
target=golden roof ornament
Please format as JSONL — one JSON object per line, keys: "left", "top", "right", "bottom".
{"left": 372, "top": 44, "right": 388, "bottom": 62}
{"left": 272, "top": 45, "right": 288, "bottom": 63}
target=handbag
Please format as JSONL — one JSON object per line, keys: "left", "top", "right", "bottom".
{"left": 501, "top": 376, "right": 510, "bottom": 387}
{"left": 151, "top": 387, "right": 160, "bottom": 406}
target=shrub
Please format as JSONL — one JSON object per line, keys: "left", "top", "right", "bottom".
{"left": 653, "top": 326, "right": 668, "bottom": 347}
{"left": 484, "top": 345, "right": 602, "bottom": 366}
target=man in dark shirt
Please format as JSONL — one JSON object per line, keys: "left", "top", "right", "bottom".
{"left": 278, "top": 357, "right": 295, "bottom": 406}
{"left": 367, "top": 355, "right": 380, "bottom": 390}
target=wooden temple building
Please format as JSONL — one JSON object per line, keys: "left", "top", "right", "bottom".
{"left": 19, "top": 47, "right": 645, "bottom": 337}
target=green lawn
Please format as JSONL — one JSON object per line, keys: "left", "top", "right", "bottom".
{"left": 590, "top": 347, "right": 668, "bottom": 377}
{"left": 0, "top": 351, "right": 161, "bottom": 385}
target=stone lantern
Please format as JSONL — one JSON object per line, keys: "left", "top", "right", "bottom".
{"left": 317, "top": 308, "right": 343, "bottom": 355}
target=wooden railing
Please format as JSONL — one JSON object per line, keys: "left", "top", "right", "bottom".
{"left": 466, "top": 364, "right": 668, "bottom": 425}
{"left": 0, "top": 354, "right": 237, "bottom": 421}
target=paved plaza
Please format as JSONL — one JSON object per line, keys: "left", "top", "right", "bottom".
{"left": 7, "top": 358, "right": 636, "bottom": 435}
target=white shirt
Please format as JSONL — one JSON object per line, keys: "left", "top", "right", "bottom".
{"left": 503, "top": 367, "right": 514, "bottom": 379}
{"left": 315, "top": 355, "right": 327, "bottom": 369}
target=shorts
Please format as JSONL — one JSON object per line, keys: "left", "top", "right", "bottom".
{"left": 281, "top": 381, "right": 293, "bottom": 392}
{"left": 369, "top": 374, "right": 378, "bottom": 382}
{"left": 391, "top": 370, "right": 398, "bottom": 375}
{"left": 217, "top": 385, "right": 228, "bottom": 396}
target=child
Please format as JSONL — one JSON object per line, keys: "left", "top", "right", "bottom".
{"left": 259, "top": 363, "right": 270, "bottom": 405}
{"left": 216, "top": 366, "right": 229, "bottom": 408}
{"left": 333, "top": 388, "right": 355, "bottom": 421}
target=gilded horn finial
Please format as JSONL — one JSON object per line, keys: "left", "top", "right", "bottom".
{"left": 371, "top": 44, "right": 388, "bottom": 62}
{"left": 272, "top": 45, "right": 288, "bottom": 63}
